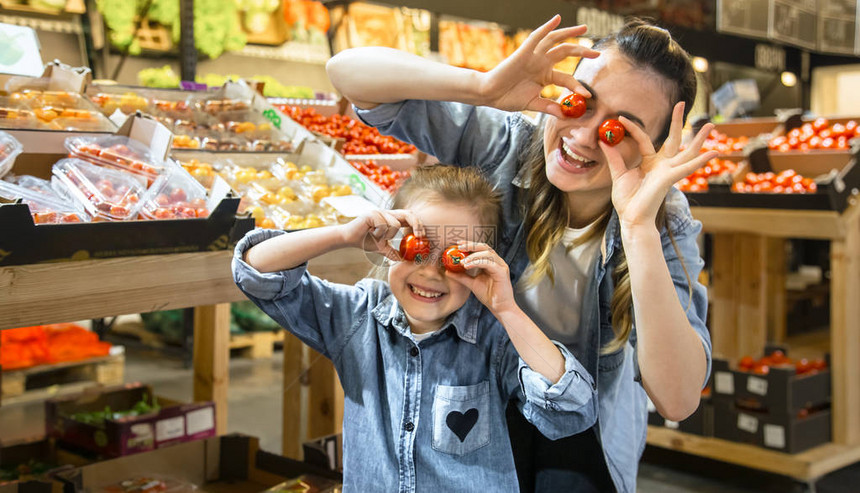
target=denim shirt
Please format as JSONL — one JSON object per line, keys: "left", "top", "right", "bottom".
{"left": 356, "top": 100, "right": 712, "bottom": 493}
{"left": 232, "top": 229, "right": 598, "bottom": 493}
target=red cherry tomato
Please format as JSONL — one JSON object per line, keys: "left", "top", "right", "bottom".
{"left": 399, "top": 234, "right": 431, "bottom": 262}
{"left": 442, "top": 246, "right": 468, "bottom": 273}
{"left": 599, "top": 119, "right": 625, "bottom": 146}
{"left": 560, "top": 93, "right": 587, "bottom": 118}
{"left": 739, "top": 355, "right": 755, "bottom": 370}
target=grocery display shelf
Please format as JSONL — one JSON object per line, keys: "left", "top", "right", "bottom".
{"left": 685, "top": 198, "right": 860, "bottom": 482}
{"left": 0, "top": 247, "right": 371, "bottom": 458}
{"left": 646, "top": 427, "right": 860, "bottom": 482}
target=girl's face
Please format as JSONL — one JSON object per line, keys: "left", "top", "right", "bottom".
{"left": 388, "top": 198, "right": 484, "bottom": 334}
{"left": 543, "top": 47, "right": 672, "bottom": 200}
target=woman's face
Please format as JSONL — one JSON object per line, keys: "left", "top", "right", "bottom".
{"left": 543, "top": 47, "right": 672, "bottom": 200}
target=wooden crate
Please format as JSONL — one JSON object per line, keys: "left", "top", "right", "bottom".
{"left": 229, "top": 330, "right": 284, "bottom": 359}
{"left": 1, "top": 353, "right": 125, "bottom": 405}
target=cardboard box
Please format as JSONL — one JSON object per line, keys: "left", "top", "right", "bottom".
{"left": 302, "top": 433, "right": 342, "bottom": 472}
{"left": 45, "top": 383, "right": 216, "bottom": 459}
{"left": 54, "top": 435, "right": 341, "bottom": 492}
{"left": 0, "top": 438, "right": 70, "bottom": 493}
{"left": 713, "top": 400, "right": 831, "bottom": 454}
{"left": 647, "top": 396, "right": 714, "bottom": 437}
{"left": 711, "top": 357, "right": 831, "bottom": 416}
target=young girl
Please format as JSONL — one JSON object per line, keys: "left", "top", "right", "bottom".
{"left": 326, "top": 16, "right": 716, "bottom": 493}
{"left": 232, "top": 165, "right": 597, "bottom": 492}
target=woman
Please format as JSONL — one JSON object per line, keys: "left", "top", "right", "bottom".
{"left": 326, "top": 16, "right": 715, "bottom": 493}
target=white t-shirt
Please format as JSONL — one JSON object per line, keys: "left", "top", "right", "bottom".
{"left": 412, "top": 329, "right": 440, "bottom": 343}
{"left": 515, "top": 223, "right": 602, "bottom": 351}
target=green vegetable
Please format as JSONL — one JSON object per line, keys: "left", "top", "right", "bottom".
{"left": 137, "top": 65, "right": 180, "bottom": 88}
{"left": 67, "top": 395, "right": 160, "bottom": 426}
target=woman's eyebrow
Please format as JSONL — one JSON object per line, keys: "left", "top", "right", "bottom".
{"left": 579, "top": 81, "right": 647, "bottom": 129}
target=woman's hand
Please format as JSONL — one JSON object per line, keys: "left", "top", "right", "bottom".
{"left": 479, "top": 15, "right": 599, "bottom": 117}
{"left": 340, "top": 209, "right": 424, "bottom": 262}
{"left": 601, "top": 102, "right": 718, "bottom": 230}
{"left": 447, "top": 242, "right": 516, "bottom": 315}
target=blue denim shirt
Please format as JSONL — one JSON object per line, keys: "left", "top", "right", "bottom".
{"left": 356, "top": 100, "right": 712, "bottom": 493}
{"left": 232, "top": 229, "right": 598, "bottom": 493}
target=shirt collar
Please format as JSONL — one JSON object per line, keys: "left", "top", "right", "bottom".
{"left": 371, "top": 294, "right": 481, "bottom": 344}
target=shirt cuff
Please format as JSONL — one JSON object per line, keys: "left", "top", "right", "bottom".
{"left": 353, "top": 101, "right": 406, "bottom": 128}
{"left": 232, "top": 228, "right": 309, "bottom": 300}
{"left": 518, "top": 342, "right": 595, "bottom": 412}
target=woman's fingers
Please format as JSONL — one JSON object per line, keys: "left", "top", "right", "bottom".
{"left": 661, "top": 102, "right": 686, "bottom": 156}
{"left": 528, "top": 96, "right": 567, "bottom": 119}
{"left": 520, "top": 15, "right": 562, "bottom": 54}
{"left": 536, "top": 24, "right": 591, "bottom": 54}
{"left": 550, "top": 71, "right": 591, "bottom": 99}
{"left": 671, "top": 151, "right": 719, "bottom": 181}
{"left": 599, "top": 141, "right": 629, "bottom": 180}
{"left": 617, "top": 116, "right": 657, "bottom": 158}
{"left": 545, "top": 41, "right": 599, "bottom": 64}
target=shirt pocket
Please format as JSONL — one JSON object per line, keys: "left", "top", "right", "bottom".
{"left": 432, "top": 381, "right": 491, "bottom": 456}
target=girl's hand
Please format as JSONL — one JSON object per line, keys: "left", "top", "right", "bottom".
{"left": 479, "top": 15, "right": 599, "bottom": 118}
{"left": 446, "top": 242, "right": 516, "bottom": 315}
{"left": 340, "top": 209, "right": 424, "bottom": 262}
{"left": 601, "top": 102, "right": 718, "bottom": 230}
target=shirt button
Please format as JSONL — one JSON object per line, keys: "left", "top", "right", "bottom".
{"left": 410, "top": 347, "right": 419, "bottom": 357}
{"left": 405, "top": 422, "right": 415, "bottom": 432}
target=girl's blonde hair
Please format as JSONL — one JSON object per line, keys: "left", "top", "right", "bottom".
{"left": 393, "top": 165, "right": 502, "bottom": 237}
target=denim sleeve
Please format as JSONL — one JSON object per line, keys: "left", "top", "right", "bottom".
{"left": 499, "top": 338, "right": 598, "bottom": 440}
{"left": 354, "top": 100, "right": 531, "bottom": 176}
{"left": 631, "top": 194, "right": 712, "bottom": 389}
{"left": 231, "top": 228, "right": 373, "bottom": 361}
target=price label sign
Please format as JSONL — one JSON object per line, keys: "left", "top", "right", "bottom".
{"left": 737, "top": 413, "right": 759, "bottom": 434}
{"left": 262, "top": 108, "right": 282, "bottom": 129}
{"left": 769, "top": 0, "right": 818, "bottom": 50}
{"left": 717, "top": 0, "right": 770, "bottom": 38}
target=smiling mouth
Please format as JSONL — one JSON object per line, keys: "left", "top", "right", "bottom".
{"left": 410, "top": 284, "right": 444, "bottom": 299}
{"left": 560, "top": 141, "right": 598, "bottom": 169}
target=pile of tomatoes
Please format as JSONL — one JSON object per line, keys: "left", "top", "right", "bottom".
{"left": 737, "top": 350, "right": 827, "bottom": 376}
{"left": 275, "top": 105, "right": 417, "bottom": 155}
{"left": 769, "top": 118, "right": 858, "bottom": 152}
{"left": 703, "top": 130, "right": 748, "bottom": 154}
{"left": 0, "top": 323, "right": 111, "bottom": 371}
{"left": 731, "top": 169, "right": 817, "bottom": 194}
{"left": 349, "top": 160, "right": 409, "bottom": 193}
{"left": 676, "top": 158, "right": 739, "bottom": 192}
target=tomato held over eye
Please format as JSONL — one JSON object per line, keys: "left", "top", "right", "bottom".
{"left": 399, "top": 234, "right": 431, "bottom": 262}
{"left": 442, "top": 246, "right": 468, "bottom": 273}
{"left": 560, "top": 93, "right": 587, "bottom": 118}
{"left": 599, "top": 119, "right": 625, "bottom": 146}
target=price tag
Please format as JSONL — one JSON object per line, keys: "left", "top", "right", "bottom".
{"left": 715, "top": 371, "right": 734, "bottom": 395}
{"left": 186, "top": 407, "right": 215, "bottom": 435}
{"left": 764, "top": 424, "right": 786, "bottom": 449}
{"left": 664, "top": 419, "right": 680, "bottom": 429}
{"left": 747, "top": 376, "right": 769, "bottom": 396}
{"left": 156, "top": 416, "right": 185, "bottom": 442}
{"left": 737, "top": 413, "right": 759, "bottom": 434}
{"left": 262, "top": 108, "right": 282, "bottom": 129}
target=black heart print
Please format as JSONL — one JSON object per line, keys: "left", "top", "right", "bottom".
{"left": 446, "top": 408, "right": 479, "bottom": 442}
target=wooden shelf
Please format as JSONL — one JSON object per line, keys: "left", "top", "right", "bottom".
{"left": 690, "top": 207, "right": 845, "bottom": 239}
{"left": 647, "top": 427, "right": 860, "bottom": 481}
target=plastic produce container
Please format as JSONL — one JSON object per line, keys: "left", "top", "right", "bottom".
{"left": 52, "top": 158, "right": 147, "bottom": 221}
{"left": 66, "top": 135, "right": 166, "bottom": 185}
{"left": 0, "top": 130, "right": 23, "bottom": 178}
{"left": 140, "top": 164, "right": 210, "bottom": 220}
{"left": 0, "top": 180, "right": 90, "bottom": 224}
{"left": 4, "top": 174, "right": 54, "bottom": 195}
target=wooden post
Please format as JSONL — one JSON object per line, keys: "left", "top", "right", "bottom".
{"left": 737, "top": 234, "right": 768, "bottom": 358}
{"left": 193, "top": 303, "right": 231, "bottom": 435}
{"left": 765, "top": 238, "right": 787, "bottom": 343}
{"left": 830, "top": 201, "right": 860, "bottom": 445}
{"left": 282, "top": 331, "right": 304, "bottom": 459}
{"left": 711, "top": 233, "right": 739, "bottom": 358}
{"left": 308, "top": 353, "right": 337, "bottom": 441}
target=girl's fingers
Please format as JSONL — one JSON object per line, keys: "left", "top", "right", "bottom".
{"left": 456, "top": 241, "right": 493, "bottom": 252}
{"left": 379, "top": 244, "right": 401, "bottom": 262}
{"left": 521, "top": 15, "right": 562, "bottom": 54}
{"left": 618, "top": 116, "right": 657, "bottom": 157}
{"left": 387, "top": 209, "right": 425, "bottom": 237}
{"left": 550, "top": 71, "right": 591, "bottom": 98}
